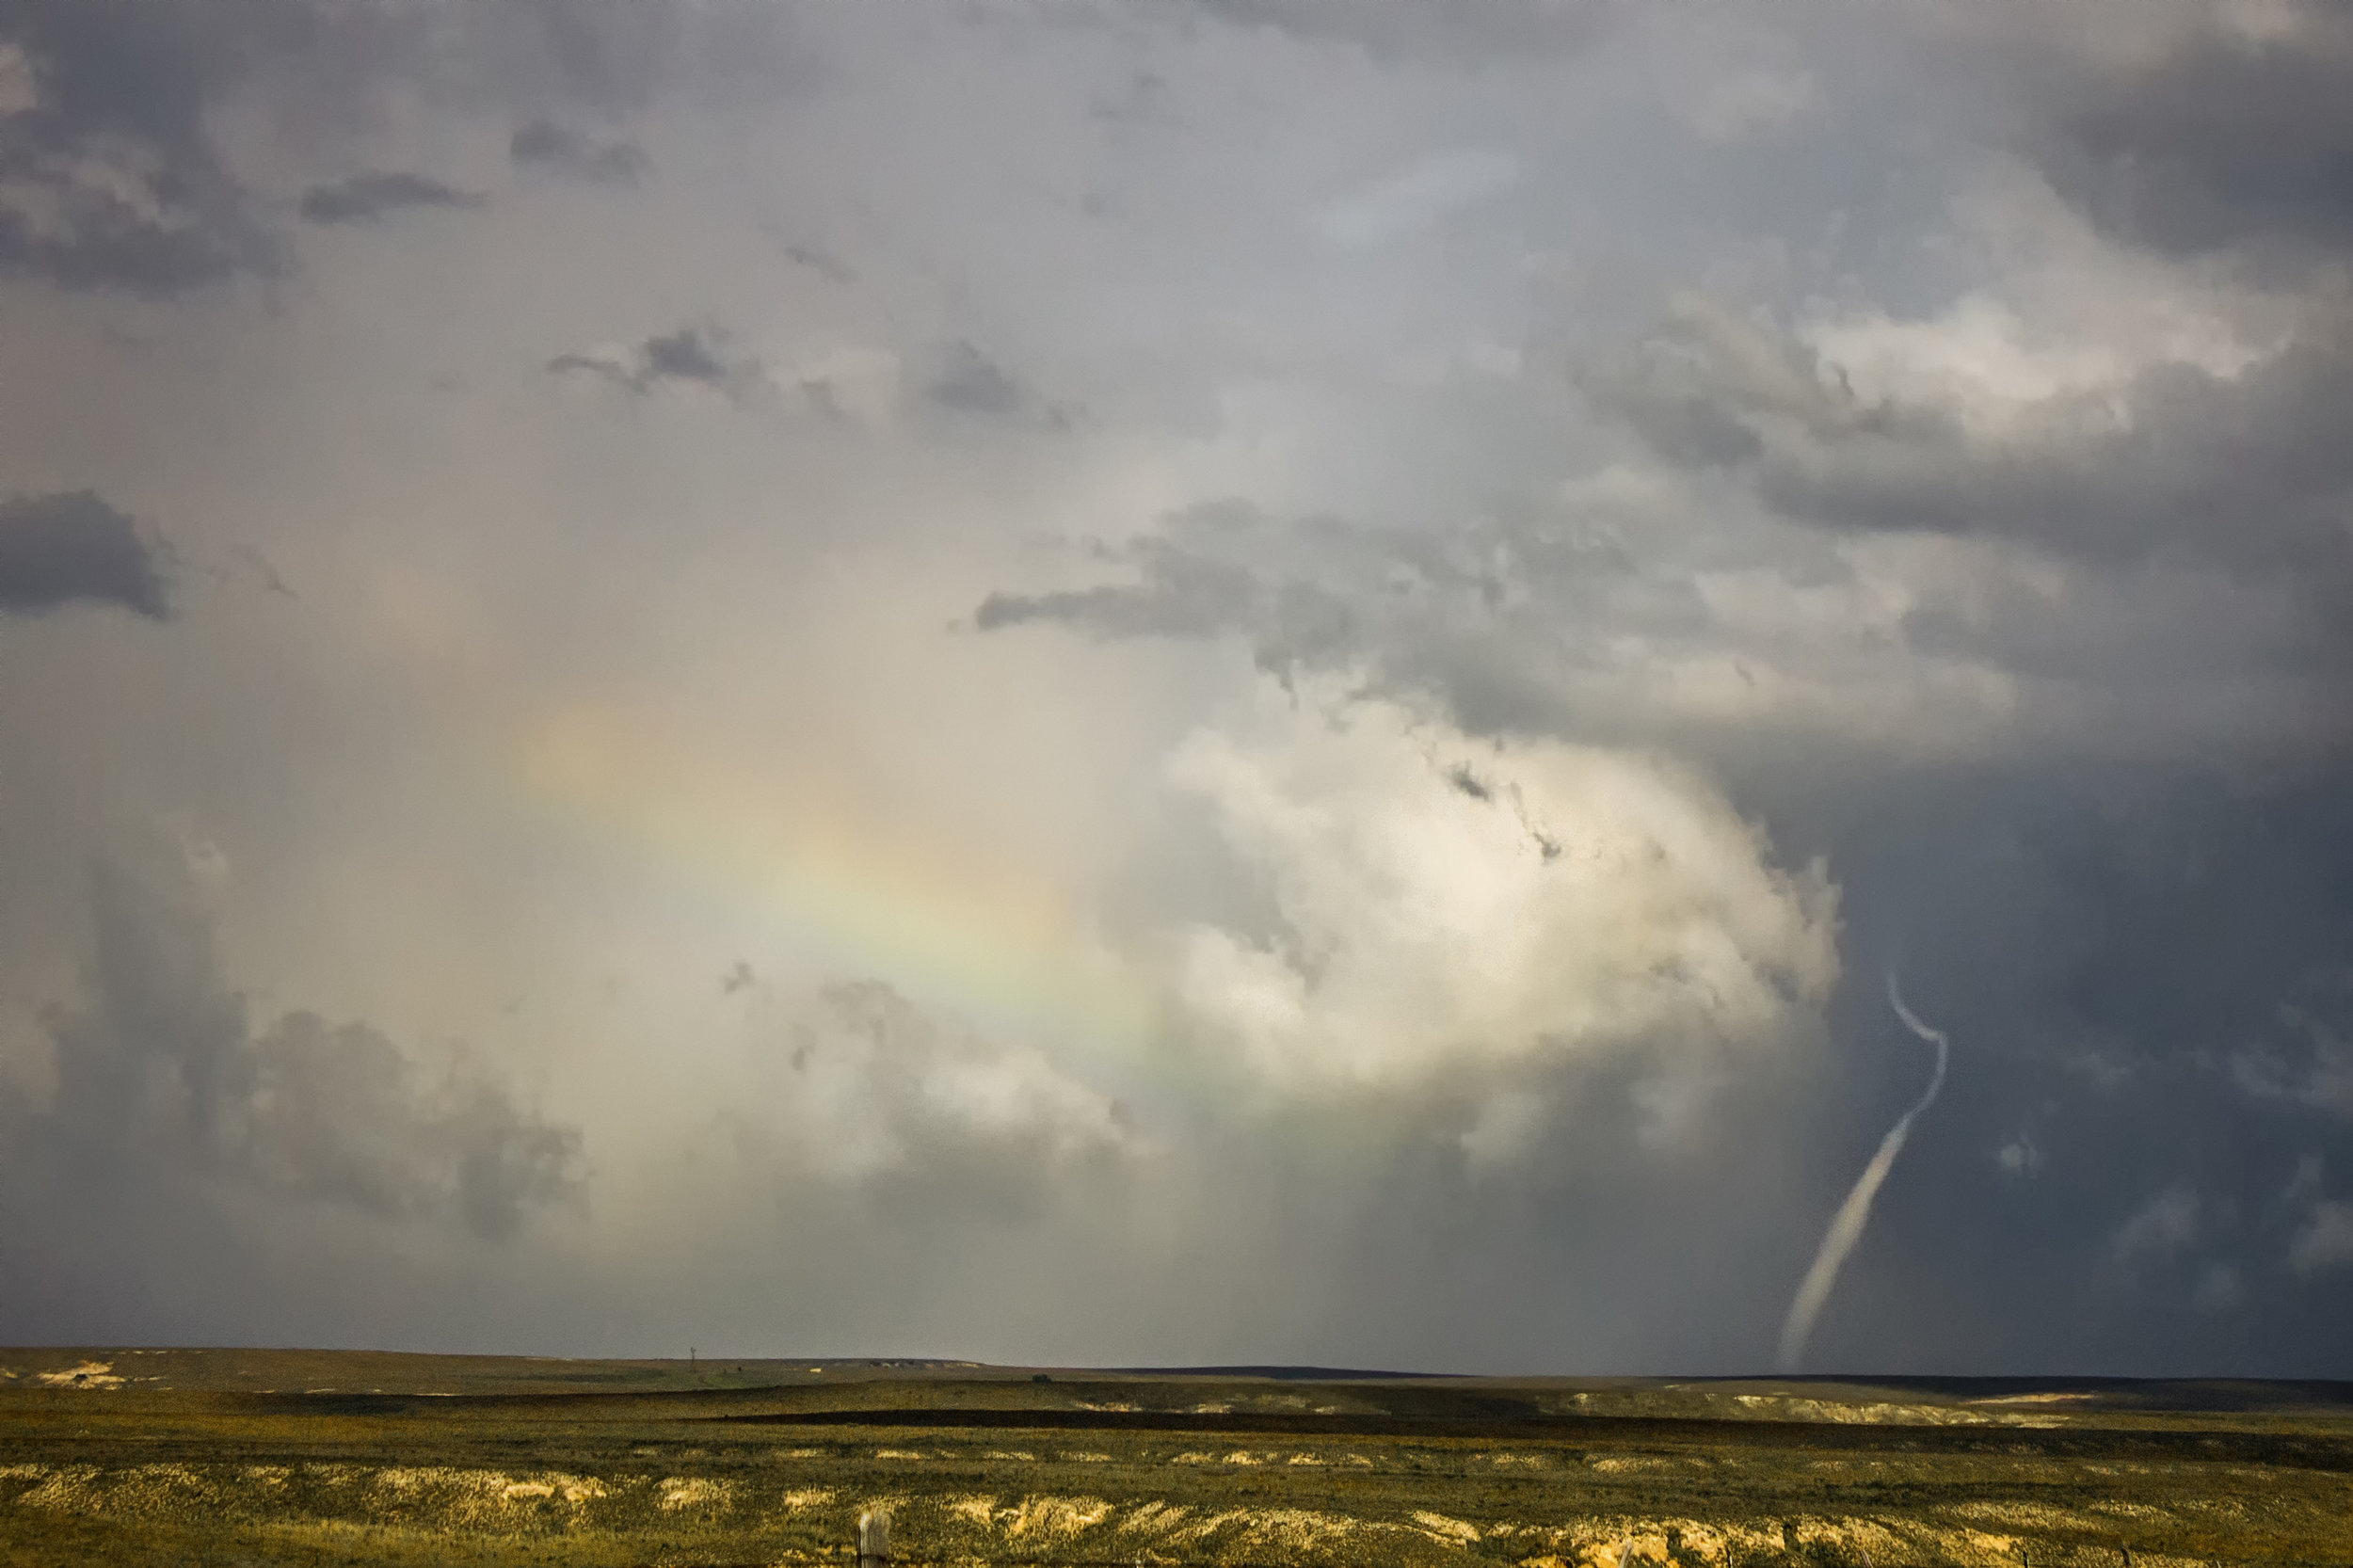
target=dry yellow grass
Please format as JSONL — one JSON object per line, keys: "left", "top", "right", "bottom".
{"left": 3, "top": 1352, "right": 2349, "bottom": 1566}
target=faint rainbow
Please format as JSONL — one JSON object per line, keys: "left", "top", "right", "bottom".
{"left": 504, "top": 702, "right": 1154, "bottom": 1056}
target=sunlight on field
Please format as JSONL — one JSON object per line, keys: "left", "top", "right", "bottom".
{"left": 3, "top": 1354, "right": 2349, "bottom": 1567}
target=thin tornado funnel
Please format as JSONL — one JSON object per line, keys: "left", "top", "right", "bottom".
{"left": 1776, "top": 974, "right": 1951, "bottom": 1372}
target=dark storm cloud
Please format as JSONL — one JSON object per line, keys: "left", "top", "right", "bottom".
{"left": 2028, "top": 12, "right": 2353, "bottom": 260}
{"left": 2232, "top": 966, "right": 2353, "bottom": 1125}
{"left": 965, "top": 124, "right": 2353, "bottom": 1383}
{"left": 298, "top": 170, "right": 484, "bottom": 225}
{"left": 8, "top": 867, "right": 582, "bottom": 1242}
{"left": 1588, "top": 294, "right": 2353, "bottom": 572}
{"left": 1757, "top": 768, "right": 2353, "bottom": 1370}
{"left": 0, "top": 0, "right": 277, "bottom": 292}
{"left": 509, "top": 119, "right": 648, "bottom": 185}
{"left": 0, "top": 490, "right": 170, "bottom": 618}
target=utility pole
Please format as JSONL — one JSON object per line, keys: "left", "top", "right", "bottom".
{"left": 858, "top": 1510, "right": 891, "bottom": 1568}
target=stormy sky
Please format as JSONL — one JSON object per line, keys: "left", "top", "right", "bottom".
{"left": 4, "top": 0, "right": 2351, "bottom": 1377}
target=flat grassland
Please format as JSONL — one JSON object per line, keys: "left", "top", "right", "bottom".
{"left": 3, "top": 1350, "right": 2347, "bottom": 1567}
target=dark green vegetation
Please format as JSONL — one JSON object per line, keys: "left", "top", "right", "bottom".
{"left": 3, "top": 1350, "right": 2347, "bottom": 1567}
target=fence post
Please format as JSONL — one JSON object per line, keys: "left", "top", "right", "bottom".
{"left": 858, "top": 1509, "right": 891, "bottom": 1568}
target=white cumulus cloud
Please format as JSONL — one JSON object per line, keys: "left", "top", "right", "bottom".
{"left": 1162, "top": 683, "right": 1840, "bottom": 1116}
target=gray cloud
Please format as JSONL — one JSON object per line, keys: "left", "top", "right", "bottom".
{"left": 917, "top": 342, "right": 1081, "bottom": 429}
{"left": 972, "top": 500, "right": 1493, "bottom": 676}
{"left": 2233, "top": 969, "right": 2353, "bottom": 1124}
{"left": 0, "top": 490, "right": 169, "bottom": 618}
{"left": 244, "top": 1013, "right": 583, "bottom": 1240}
{"left": 2292, "top": 1201, "right": 2353, "bottom": 1274}
{"left": 509, "top": 119, "right": 648, "bottom": 185}
{"left": 2111, "top": 1185, "right": 2204, "bottom": 1264}
{"left": 639, "top": 326, "right": 729, "bottom": 384}
{"left": 0, "top": 0, "right": 771, "bottom": 288}
{"left": 548, "top": 324, "right": 762, "bottom": 399}
{"left": 976, "top": 511, "right": 1267, "bottom": 642}
{"left": 1588, "top": 293, "right": 2353, "bottom": 573}
{"left": 927, "top": 341, "right": 1030, "bottom": 418}
{"left": 720, "top": 978, "right": 1137, "bottom": 1201}
{"left": 0, "top": 2, "right": 277, "bottom": 292}
{"left": 2028, "top": 11, "right": 2353, "bottom": 261}
{"left": 1188, "top": 0, "right": 1610, "bottom": 65}
{"left": 11, "top": 866, "right": 581, "bottom": 1243}
{"left": 298, "top": 170, "right": 484, "bottom": 225}
{"left": 473, "top": 0, "right": 815, "bottom": 116}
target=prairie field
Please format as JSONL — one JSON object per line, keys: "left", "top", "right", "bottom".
{"left": 2, "top": 1351, "right": 2347, "bottom": 1568}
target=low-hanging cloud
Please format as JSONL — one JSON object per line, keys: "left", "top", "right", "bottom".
{"left": 2027, "top": 8, "right": 2353, "bottom": 260}
{"left": 298, "top": 170, "right": 484, "bottom": 225}
{"left": 2110, "top": 1186, "right": 2206, "bottom": 1266}
{"left": 1589, "top": 291, "right": 2353, "bottom": 574}
{"left": 8, "top": 867, "right": 582, "bottom": 1243}
{"left": 2291, "top": 1202, "right": 2353, "bottom": 1275}
{"left": 509, "top": 120, "right": 648, "bottom": 185}
{"left": 0, "top": 2, "right": 277, "bottom": 292}
{"left": 549, "top": 324, "right": 765, "bottom": 400}
{"left": 727, "top": 978, "right": 1138, "bottom": 1190}
{"left": 0, "top": 490, "right": 170, "bottom": 618}
{"left": 1189, "top": 0, "right": 1609, "bottom": 65}
{"left": 925, "top": 341, "right": 1076, "bottom": 427}
{"left": 972, "top": 498, "right": 1590, "bottom": 703}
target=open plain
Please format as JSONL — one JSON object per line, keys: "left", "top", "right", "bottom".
{"left": 1, "top": 1351, "right": 2347, "bottom": 1568}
